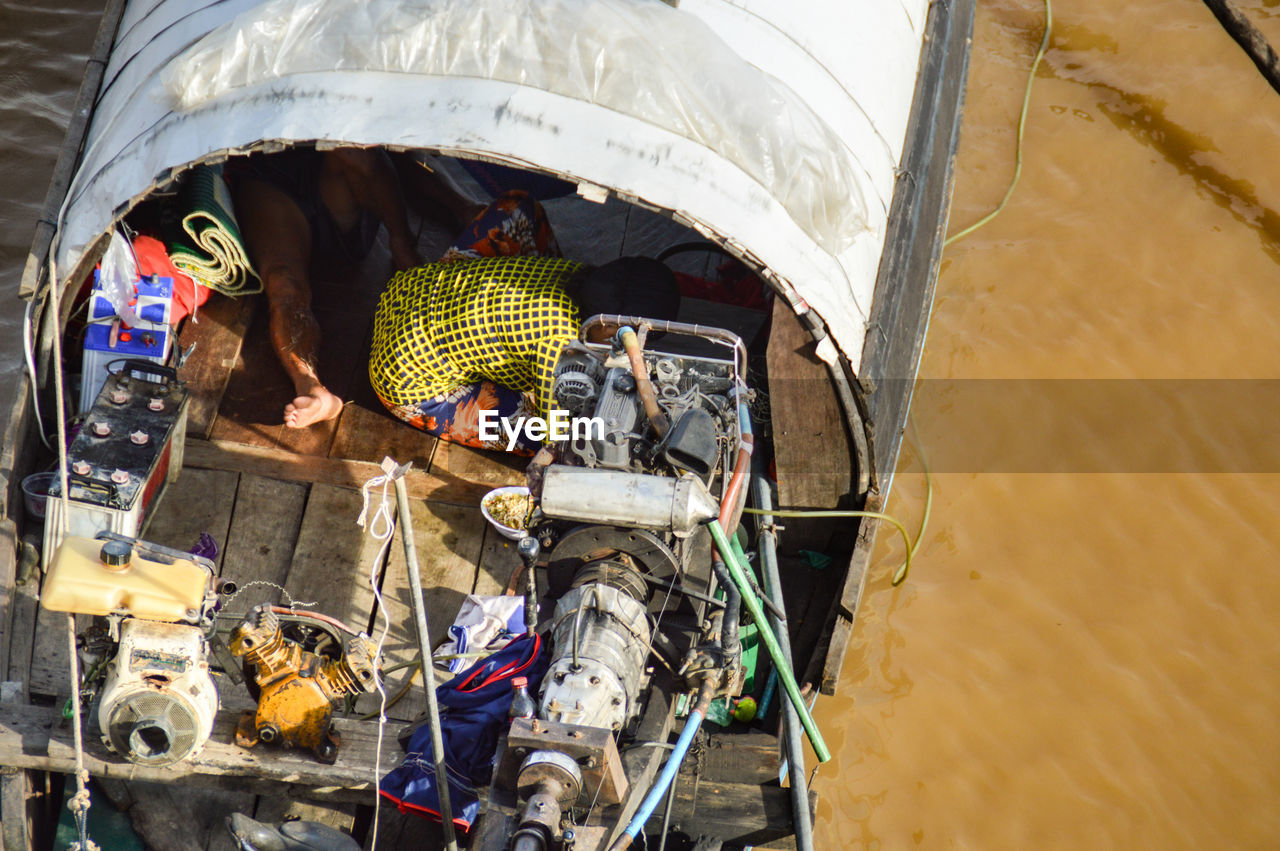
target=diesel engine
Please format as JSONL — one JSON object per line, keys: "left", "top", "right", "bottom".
{"left": 493, "top": 317, "right": 750, "bottom": 849}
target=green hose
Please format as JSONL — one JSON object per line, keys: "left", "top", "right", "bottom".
{"left": 707, "top": 519, "right": 831, "bottom": 763}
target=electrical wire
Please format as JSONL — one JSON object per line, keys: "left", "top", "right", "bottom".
{"left": 944, "top": 0, "right": 1053, "bottom": 247}
{"left": 741, "top": 507, "right": 918, "bottom": 586}
{"left": 356, "top": 466, "right": 400, "bottom": 850}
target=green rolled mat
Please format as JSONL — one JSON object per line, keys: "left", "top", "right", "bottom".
{"left": 167, "top": 163, "right": 262, "bottom": 297}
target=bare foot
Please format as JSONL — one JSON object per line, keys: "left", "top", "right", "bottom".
{"left": 284, "top": 388, "right": 344, "bottom": 428}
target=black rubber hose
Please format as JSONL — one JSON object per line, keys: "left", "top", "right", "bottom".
{"left": 710, "top": 553, "right": 741, "bottom": 658}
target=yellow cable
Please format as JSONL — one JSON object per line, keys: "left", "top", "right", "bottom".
{"left": 742, "top": 507, "right": 917, "bottom": 586}
{"left": 944, "top": 0, "right": 1054, "bottom": 247}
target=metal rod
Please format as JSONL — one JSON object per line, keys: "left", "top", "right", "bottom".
{"left": 392, "top": 470, "right": 458, "bottom": 851}
{"left": 753, "top": 471, "right": 815, "bottom": 850}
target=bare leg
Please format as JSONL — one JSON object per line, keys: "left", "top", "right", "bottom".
{"left": 234, "top": 176, "right": 344, "bottom": 428}
{"left": 319, "top": 148, "right": 422, "bottom": 270}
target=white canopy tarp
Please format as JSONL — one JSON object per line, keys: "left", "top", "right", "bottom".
{"left": 56, "top": 0, "right": 928, "bottom": 369}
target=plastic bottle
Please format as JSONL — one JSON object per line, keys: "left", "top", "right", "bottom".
{"left": 509, "top": 676, "right": 536, "bottom": 720}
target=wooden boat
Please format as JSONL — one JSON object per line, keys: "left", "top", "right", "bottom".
{"left": 0, "top": 1, "right": 973, "bottom": 848}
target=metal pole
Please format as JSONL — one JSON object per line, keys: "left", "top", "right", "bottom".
{"left": 752, "top": 472, "right": 815, "bottom": 851}
{"left": 392, "top": 469, "right": 458, "bottom": 851}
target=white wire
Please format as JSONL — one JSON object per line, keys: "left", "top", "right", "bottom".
{"left": 357, "top": 465, "right": 399, "bottom": 850}
{"left": 22, "top": 299, "right": 54, "bottom": 452}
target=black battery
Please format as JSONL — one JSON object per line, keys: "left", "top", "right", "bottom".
{"left": 44, "top": 359, "right": 189, "bottom": 565}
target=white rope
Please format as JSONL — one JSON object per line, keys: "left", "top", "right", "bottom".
{"left": 48, "top": 250, "right": 97, "bottom": 851}
{"left": 357, "top": 459, "right": 399, "bottom": 850}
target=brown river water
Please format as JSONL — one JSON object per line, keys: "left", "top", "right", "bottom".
{"left": 3, "top": 1, "right": 1277, "bottom": 848}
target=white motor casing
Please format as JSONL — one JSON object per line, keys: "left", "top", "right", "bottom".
{"left": 97, "top": 618, "right": 218, "bottom": 766}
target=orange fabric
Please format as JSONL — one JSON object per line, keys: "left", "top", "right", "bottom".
{"left": 131, "top": 234, "right": 209, "bottom": 323}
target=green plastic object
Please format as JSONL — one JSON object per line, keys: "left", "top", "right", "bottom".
{"left": 705, "top": 697, "right": 735, "bottom": 727}
{"left": 799, "top": 549, "right": 832, "bottom": 570}
{"left": 738, "top": 616, "right": 761, "bottom": 693}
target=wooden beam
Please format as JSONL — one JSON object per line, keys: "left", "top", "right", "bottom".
{"left": 183, "top": 438, "right": 493, "bottom": 506}
{"left": 0, "top": 700, "right": 403, "bottom": 806}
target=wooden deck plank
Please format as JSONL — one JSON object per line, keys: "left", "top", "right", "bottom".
{"left": 328, "top": 403, "right": 436, "bottom": 469}
{"left": 766, "top": 296, "right": 858, "bottom": 552}
{"left": 0, "top": 519, "right": 17, "bottom": 684}
{"left": 184, "top": 438, "right": 493, "bottom": 506}
{"left": 208, "top": 303, "right": 339, "bottom": 458}
{"left": 427, "top": 441, "right": 526, "bottom": 489}
{"left": 359, "top": 502, "right": 488, "bottom": 721}
{"left": 0, "top": 700, "right": 400, "bottom": 805}
{"left": 283, "top": 484, "right": 387, "bottom": 625}
{"left": 176, "top": 293, "right": 256, "bottom": 440}
{"left": 25, "top": 611, "right": 85, "bottom": 701}
{"left": 3, "top": 586, "right": 38, "bottom": 699}
{"left": 218, "top": 475, "right": 310, "bottom": 616}
{"left": 143, "top": 467, "right": 241, "bottom": 567}
{"left": 475, "top": 524, "right": 523, "bottom": 597}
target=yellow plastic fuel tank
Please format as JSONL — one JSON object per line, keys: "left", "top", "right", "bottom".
{"left": 41, "top": 536, "right": 209, "bottom": 622}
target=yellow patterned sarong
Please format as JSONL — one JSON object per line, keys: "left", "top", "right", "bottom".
{"left": 369, "top": 255, "right": 583, "bottom": 423}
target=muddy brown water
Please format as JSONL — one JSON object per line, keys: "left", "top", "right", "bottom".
{"left": 3, "top": 1, "right": 1277, "bottom": 847}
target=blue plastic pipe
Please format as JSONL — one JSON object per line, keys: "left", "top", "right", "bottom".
{"left": 610, "top": 680, "right": 715, "bottom": 850}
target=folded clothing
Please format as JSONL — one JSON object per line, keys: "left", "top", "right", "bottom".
{"left": 380, "top": 632, "right": 547, "bottom": 831}
{"left": 433, "top": 594, "right": 526, "bottom": 673}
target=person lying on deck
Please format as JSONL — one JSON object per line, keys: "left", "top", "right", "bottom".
{"left": 368, "top": 190, "right": 681, "bottom": 454}
{"left": 231, "top": 146, "right": 421, "bottom": 429}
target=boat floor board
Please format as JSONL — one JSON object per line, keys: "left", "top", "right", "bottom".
{"left": 765, "top": 296, "right": 857, "bottom": 552}
{"left": 182, "top": 438, "right": 499, "bottom": 506}
{"left": 177, "top": 292, "right": 256, "bottom": 441}
{"left": 365, "top": 500, "right": 490, "bottom": 721}
{"left": 24, "top": 612, "right": 75, "bottom": 704}
{"left": 148, "top": 467, "right": 241, "bottom": 569}
{"left": 328, "top": 403, "right": 437, "bottom": 470}
{"left": 284, "top": 484, "right": 387, "bottom": 627}
{"left": 208, "top": 299, "right": 340, "bottom": 457}
{"left": 217, "top": 474, "right": 310, "bottom": 614}
{"left": 428, "top": 439, "right": 527, "bottom": 488}
{"left": 4, "top": 587, "right": 39, "bottom": 702}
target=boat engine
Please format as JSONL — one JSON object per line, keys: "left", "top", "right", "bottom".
{"left": 493, "top": 322, "right": 748, "bottom": 846}
{"left": 40, "top": 532, "right": 220, "bottom": 767}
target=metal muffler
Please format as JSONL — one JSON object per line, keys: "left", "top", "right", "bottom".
{"left": 539, "top": 466, "right": 718, "bottom": 536}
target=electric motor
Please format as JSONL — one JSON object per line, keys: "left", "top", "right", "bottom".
{"left": 97, "top": 618, "right": 218, "bottom": 766}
